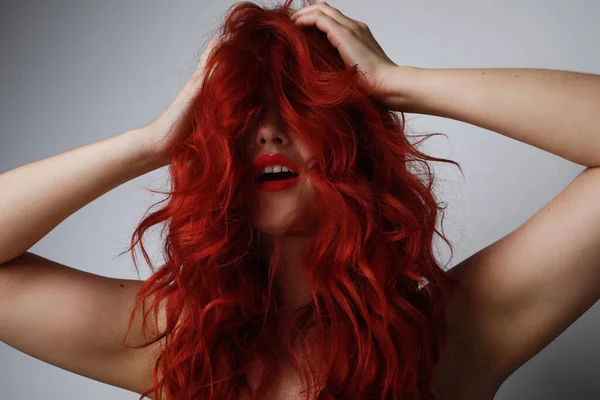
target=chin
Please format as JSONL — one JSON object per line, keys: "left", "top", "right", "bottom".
{"left": 249, "top": 179, "right": 317, "bottom": 237}
{"left": 252, "top": 208, "right": 320, "bottom": 239}
{"left": 252, "top": 209, "right": 297, "bottom": 236}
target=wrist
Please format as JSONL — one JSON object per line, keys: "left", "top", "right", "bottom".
{"left": 124, "top": 127, "right": 170, "bottom": 171}
{"left": 380, "top": 65, "right": 428, "bottom": 113}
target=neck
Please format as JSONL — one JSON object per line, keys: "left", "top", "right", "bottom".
{"left": 261, "top": 234, "right": 312, "bottom": 312}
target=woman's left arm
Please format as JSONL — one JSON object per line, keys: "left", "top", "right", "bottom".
{"left": 387, "top": 67, "right": 600, "bottom": 167}
{"left": 291, "top": 2, "right": 599, "bottom": 167}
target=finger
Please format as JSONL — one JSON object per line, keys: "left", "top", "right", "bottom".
{"left": 293, "top": 10, "right": 350, "bottom": 45}
{"left": 291, "top": 2, "right": 364, "bottom": 32}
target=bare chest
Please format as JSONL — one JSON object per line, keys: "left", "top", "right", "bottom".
{"left": 238, "top": 366, "right": 432, "bottom": 400}
{"left": 236, "top": 295, "right": 502, "bottom": 400}
{"left": 236, "top": 340, "right": 498, "bottom": 400}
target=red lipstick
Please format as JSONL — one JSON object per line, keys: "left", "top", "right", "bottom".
{"left": 253, "top": 153, "right": 301, "bottom": 192}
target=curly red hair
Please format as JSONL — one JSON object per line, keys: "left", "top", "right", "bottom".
{"left": 120, "top": 1, "right": 462, "bottom": 399}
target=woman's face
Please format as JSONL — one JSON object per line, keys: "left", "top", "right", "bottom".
{"left": 244, "top": 108, "right": 316, "bottom": 236}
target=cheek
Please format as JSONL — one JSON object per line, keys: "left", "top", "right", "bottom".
{"left": 299, "top": 146, "right": 313, "bottom": 167}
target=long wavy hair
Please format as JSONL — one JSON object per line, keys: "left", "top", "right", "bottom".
{"left": 120, "top": 0, "right": 463, "bottom": 399}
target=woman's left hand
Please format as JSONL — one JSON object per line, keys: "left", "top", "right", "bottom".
{"left": 290, "top": 2, "right": 399, "bottom": 107}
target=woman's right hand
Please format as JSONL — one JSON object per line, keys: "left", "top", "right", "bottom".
{"left": 140, "top": 36, "right": 225, "bottom": 166}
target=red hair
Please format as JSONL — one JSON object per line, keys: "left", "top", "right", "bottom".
{"left": 120, "top": 1, "right": 462, "bottom": 399}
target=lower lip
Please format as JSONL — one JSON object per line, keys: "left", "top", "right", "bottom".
{"left": 256, "top": 175, "right": 300, "bottom": 192}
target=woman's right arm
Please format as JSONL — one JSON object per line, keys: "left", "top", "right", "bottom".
{"left": 0, "top": 127, "right": 164, "bottom": 264}
{"left": 0, "top": 38, "right": 221, "bottom": 398}
{"left": 0, "top": 127, "right": 168, "bottom": 398}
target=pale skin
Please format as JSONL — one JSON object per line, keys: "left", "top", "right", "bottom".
{"left": 1, "top": 1, "right": 600, "bottom": 399}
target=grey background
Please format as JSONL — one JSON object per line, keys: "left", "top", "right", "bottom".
{"left": 0, "top": 0, "right": 598, "bottom": 398}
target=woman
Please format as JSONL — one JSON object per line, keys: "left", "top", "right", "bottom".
{"left": 1, "top": 0, "right": 599, "bottom": 399}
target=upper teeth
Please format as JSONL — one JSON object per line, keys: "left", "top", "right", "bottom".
{"left": 261, "top": 165, "right": 292, "bottom": 174}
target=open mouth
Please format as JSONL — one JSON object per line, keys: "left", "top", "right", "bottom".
{"left": 253, "top": 153, "right": 301, "bottom": 192}
{"left": 256, "top": 170, "right": 299, "bottom": 182}
{"left": 254, "top": 170, "right": 301, "bottom": 192}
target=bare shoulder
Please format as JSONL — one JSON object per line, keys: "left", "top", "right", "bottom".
{"left": 0, "top": 252, "right": 167, "bottom": 398}
{"left": 433, "top": 166, "right": 600, "bottom": 397}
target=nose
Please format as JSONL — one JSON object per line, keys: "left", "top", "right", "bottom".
{"left": 257, "top": 132, "right": 285, "bottom": 146}
{"left": 254, "top": 122, "right": 290, "bottom": 149}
